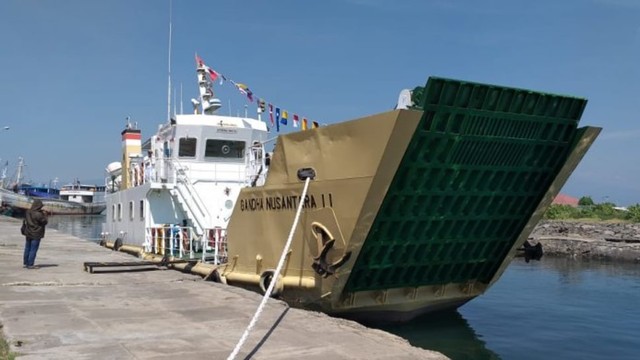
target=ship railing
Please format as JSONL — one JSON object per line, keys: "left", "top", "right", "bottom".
{"left": 141, "top": 154, "right": 251, "bottom": 186}
{"left": 144, "top": 225, "right": 228, "bottom": 265}
{"left": 171, "top": 158, "right": 212, "bottom": 217}
{"left": 201, "top": 226, "right": 228, "bottom": 265}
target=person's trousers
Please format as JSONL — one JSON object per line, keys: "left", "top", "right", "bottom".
{"left": 23, "top": 238, "right": 41, "bottom": 267}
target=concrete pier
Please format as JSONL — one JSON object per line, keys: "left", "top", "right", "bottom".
{"left": 0, "top": 216, "right": 446, "bottom": 359}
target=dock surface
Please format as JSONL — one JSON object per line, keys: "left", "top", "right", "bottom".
{"left": 0, "top": 216, "right": 446, "bottom": 359}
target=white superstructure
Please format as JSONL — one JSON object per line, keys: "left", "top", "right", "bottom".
{"left": 59, "top": 181, "right": 106, "bottom": 205}
{"left": 102, "top": 61, "right": 269, "bottom": 263}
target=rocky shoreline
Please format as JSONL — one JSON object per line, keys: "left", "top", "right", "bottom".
{"left": 529, "top": 220, "right": 640, "bottom": 262}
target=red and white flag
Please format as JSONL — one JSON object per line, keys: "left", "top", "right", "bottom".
{"left": 293, "top": 114, "right": 299, "bottom": 128}
{"left": 269, "top": 104, "right": 274, "bottom": 126}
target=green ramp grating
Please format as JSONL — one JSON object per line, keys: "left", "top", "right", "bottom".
{"left": 344, "top": 77, "right": 586, "bottom": 292}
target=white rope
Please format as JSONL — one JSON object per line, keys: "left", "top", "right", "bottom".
{"left": 227, "top": 176, "right": 311, "bottom": 360}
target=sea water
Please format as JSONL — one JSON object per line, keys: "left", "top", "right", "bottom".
{"left": 49, "top": 215, "right": 640, "bottom": 360}
{"left": 47, "top": 214, "right": 105, "bottom": 242}
{"left": 379, "top": 258, "right": 640, "bottom": 360}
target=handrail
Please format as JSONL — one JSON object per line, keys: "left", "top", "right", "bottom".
{"left": 145, "top": 225, "right": 227, "bottom": 264}
{"left": 169, "top": 157, "right": 211, "bottom": 236}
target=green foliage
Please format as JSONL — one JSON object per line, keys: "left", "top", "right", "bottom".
{"left": 544, "top": 205, "right": 581, "bottom": 219}
{"left": 544, "top": 201, "right": 639, "bottom": 222}
{"left": 589, "top": 203, "right": 617, "bottom": 220}
{"left": 578, "top": 196, "right": 594, "bottom": 206}
{"left": 626, "top": 204, "right": 640, "bottom": 222}
{"left": 0, "top": 328, "right": 17, "bottom": 360}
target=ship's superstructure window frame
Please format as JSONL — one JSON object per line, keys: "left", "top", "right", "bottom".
{"left": 117, "top": 203, "right": 122, "bottom": 221}
{"left": 204, "top": 139, "right": 246, "bottom": 159}
{"left": 111, "top": 204, "right": 116, "bottom": 222}
{"left": 178, "top": 137, "right": 197, "bottom": 158}
{"left": 139, "top": 200, "right": 145, "bottom": 221}
{"left": 129, "top": 201, "right": 134, "bottom": 220}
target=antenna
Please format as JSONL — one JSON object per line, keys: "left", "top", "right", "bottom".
{"left": 180, "top": 83, "right": 184, "bottom": 114}
{"left": 173, "top": 86, "right": 177, "bottom": 116}
{"left": 166, "top": 0, "right": 173, "bottom": 122}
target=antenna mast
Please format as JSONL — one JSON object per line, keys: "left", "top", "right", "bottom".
{"left": 166, "top": 0, "right": 173, "bottom": 121}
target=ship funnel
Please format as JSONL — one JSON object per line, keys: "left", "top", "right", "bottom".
{"left": 121, "top": 127, "right": 141, "bottom": 190}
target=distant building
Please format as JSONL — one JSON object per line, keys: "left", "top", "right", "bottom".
{"left": 552, "top": 193, "right": 579, "bottom": 207}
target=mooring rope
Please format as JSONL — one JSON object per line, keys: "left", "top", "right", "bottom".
{"left": 227, "top": 176, "right": 311, "bottom": 360}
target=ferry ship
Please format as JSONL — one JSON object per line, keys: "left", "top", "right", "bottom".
{"left": 101, "top": 59, "right": 600, "bottom": 321}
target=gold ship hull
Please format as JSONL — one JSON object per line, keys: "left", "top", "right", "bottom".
{"left": 221, "top": 77, "right": 600, "bottom": 321}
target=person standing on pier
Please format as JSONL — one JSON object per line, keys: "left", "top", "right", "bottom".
{"left": 23, "top": 199, "right": 48, "bottom": 269}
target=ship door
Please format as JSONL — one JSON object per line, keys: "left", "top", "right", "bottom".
{"left": 249, "top": 141, "right": 265, "bottom": 187}
{"left": 159, "top": 141, "right": 171, "bottom": 182}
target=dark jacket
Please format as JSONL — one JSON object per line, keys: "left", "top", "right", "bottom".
{"left": 25, "top": 199, "right": 48, "bottom": 239}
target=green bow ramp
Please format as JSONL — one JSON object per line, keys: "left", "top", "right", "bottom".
{"left": 344, "top": 77, "right": 587, "bottom": 292}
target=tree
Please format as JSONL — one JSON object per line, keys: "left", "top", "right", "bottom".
{"left": 578, "top": 196, "right": 594, "bottom": 206}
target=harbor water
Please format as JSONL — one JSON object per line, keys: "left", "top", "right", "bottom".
{"left": 48, "top": 215, "right": 640, "bottom": 360}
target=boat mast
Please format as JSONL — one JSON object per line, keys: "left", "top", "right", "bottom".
{"left": 16, "top": 157, "right": 24, "bottom": 185}
{"left": 196, "top": 59, "right": 221, "bottom": 115}
{"left": 166, "top": 0, "right": 173, "bottom": 122}
{"left": 0, "top": 159, "right": 7, "bottom": 188}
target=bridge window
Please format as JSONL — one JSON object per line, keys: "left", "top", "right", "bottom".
{"left": 205, "top": 139, "right": 245, "bottom": 159}
{"left": 178, "top": 138, "right": 197, "bottom": 157}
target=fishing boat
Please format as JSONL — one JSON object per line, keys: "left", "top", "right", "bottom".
{"left": 100, "top": 58, "right": 600, "bottom": 322}
{"left": 0, "top": 162, "right": 106, "bottom": 215}
{"left": 0, "top": 187, "right": 106, "bottom": 216}
{"left": 17, "top": 184, "right": 60, "bottom": 199}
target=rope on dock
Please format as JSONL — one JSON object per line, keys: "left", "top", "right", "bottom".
{"left": 227, "top": 177, "right": 311, "bottom": 360}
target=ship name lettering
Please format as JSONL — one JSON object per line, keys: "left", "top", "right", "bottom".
{"left": 240, "top": 194, "right": 330, "bottom": 212}
{"left": 240, "top": 197, "right": 264, "bottom": 211}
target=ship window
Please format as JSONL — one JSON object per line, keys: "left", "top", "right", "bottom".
{"left": 112, "top": 204, "right": 116, "bottom": 222}
{"left": 129, "top": 201, "right": 134, "bottom": 220}
{"left": 139, "top": 200, "right": 145, "bottom": 220}
{"left": 205, "top": 139, "right": 245, "bottom": 159}
{"left": 117, "top": 203, "right": 122, "bottom": 221}
{"left": 179, "top": 138, "right": 197, "bottom": 157}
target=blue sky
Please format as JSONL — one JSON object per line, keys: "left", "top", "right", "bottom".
{"left": 0, "top": 0, "right": 638, "bottom": 205}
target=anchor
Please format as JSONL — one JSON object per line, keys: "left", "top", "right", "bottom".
{"left": 310, "top": 222, "right": 351, "bottom": 278}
